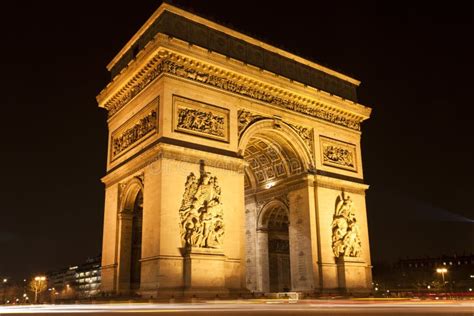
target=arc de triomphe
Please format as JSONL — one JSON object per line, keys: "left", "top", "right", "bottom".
{"left": 97, "top": 3, "right": 373, "bottom": 297}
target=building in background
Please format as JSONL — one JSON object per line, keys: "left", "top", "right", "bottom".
{"left": 372, "top": 254, "right": 474, "bottom": 295}
{"left": 47, "top": 256, "right": 101, "bottom": 298}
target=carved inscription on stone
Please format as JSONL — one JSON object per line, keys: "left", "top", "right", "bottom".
{"left": 320, "top": 136, "right": 357, "bottom": 172}
{"left": 179, "top": 171, "right": 224, "bottom": 249}
{"left": 173, "top": 96, "right": 229, "bottom": 142}
{"left": 331, "top": 192, "right": 362, "bottom": 258}
{"left": 110, "top": 99, "right": 158, "bottom": 160}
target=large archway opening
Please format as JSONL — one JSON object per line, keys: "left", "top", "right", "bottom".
{"left": 240, "top": 120, "right": 312, "bottom": 293}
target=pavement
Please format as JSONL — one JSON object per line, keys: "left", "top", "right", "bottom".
{"left": 0, "top": 299, "right": 472, "bottom": 315}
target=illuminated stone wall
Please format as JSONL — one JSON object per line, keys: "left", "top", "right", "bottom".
{"left": 98, "top": 3, "right": 373, "bottom": 297}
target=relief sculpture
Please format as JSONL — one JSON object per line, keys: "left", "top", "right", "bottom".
{"left": 323, "top": 145, "right": 354, "bottom": 168}
{"left": 179, "top": 171, "right": 224, "bottom": 248}
{"left": 173, "top": 96, "right": 229, "bottom": 142}
{"left": 111, "top": 109, "right": 157, "bottom": 159}
{"left": 320, "top": 137, "right": 357, "bottom": 172}
{"left": 177, "top": 107, "right": 224, "bottom": 137}
{"left": 331, "top": 192, "right": 362, "bottom": 258}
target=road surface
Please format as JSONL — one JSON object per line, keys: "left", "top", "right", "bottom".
{"left": 0, "top": 300, "right": 472, "bottom": 315}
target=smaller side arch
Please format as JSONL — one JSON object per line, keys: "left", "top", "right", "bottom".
{"left": 116, "top": 175, "right": 144, "bottom": 294}
{"left": 119, "top": 177, "right": 144, "bottom": 213}
{"left": 255, "top": 198, "right": 292, "bottom": 292}
{"left": 257, "top": 199, "right": 289, "bottom": 230}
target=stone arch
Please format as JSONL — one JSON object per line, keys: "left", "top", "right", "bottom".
{"left": 238, "top": 118, "right": 314, "bottom": 171}
{"left": 255, "top": 199, "right": 291, "bottom": 292}
{"left": 117, "top": 176, "right": 144, "bottom": 294}
{"left": 257, "top": 199, "right": 289, "bottom": 230}
{"left": 120, "top": 177, "right": 144, "bottom": 213}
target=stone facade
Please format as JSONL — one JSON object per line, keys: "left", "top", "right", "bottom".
{"left": 98, "top": 3, "right": 373, "bottom": 297}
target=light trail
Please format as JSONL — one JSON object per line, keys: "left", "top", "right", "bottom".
{"left": 0, "top": 301, "right": 472, "bottom": 314}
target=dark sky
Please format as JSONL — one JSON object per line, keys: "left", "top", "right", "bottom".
{"left": 0, "top": 1, "right": 472, "bottom": 280}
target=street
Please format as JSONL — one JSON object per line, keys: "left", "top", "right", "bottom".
{"left": 0, "top": 300, "right": 472, "bottom": 315}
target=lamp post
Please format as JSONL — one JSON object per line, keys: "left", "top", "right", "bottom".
{"left": 2, "top": 278, "right": 7, "bottom": 304}
{"left": 34, "top": 276, "right": 46, "bottom": 304}
{"left": 436, "top": 268, "right": 448, "bottom": 296}
{"left": 436, "top": 268, "right": 447, "bottom": 283}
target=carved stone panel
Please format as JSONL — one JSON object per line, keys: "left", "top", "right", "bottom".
{"left": 238, "top": 109, "right": 262, "bottom": 135}
{"left": 320, "top": 136, "right": 357, "bottom": 172}
{"left": 110, "top": 98, "right": 159, "bottom": 161}
{"left": 331, "top": 192, "right": 362, "bottom": 258}
{"left": 288, "top": 123, "right": 314, "bottom": 153}
{"left": 173, "top": 95, "right": 229, "bottom": 142}
{"left": 179, "top": 170, "right": 224, "bottom": 249}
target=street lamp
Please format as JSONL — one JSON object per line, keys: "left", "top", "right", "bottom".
{"left": 436, "top": 268, "right": 448, "bottom": 296}
{"left": 1, "top": 278, "right": 7, "bottom": 304}
{"left": 33, "top": 276, "right": 46, "bottom": 304}
{"left": 436, "top": 268, "right": 448, "bottom": 283}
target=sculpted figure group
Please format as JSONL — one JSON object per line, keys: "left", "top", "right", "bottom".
{"left": 331, "top": 193, "right": 362, "bottom": 258}
{"left": 177, "top": 108, "right": 225, "bottom": 137}
{"left": 179, "top": 171, "right": 224, "bottom": 248}
{"left": 323, "top": 145, "right": 354, "bottom": 168}
{"left": 112, "top": 110, "right": 157, "bottom": 157}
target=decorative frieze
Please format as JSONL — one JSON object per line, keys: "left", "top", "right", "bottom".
{"left": 179, "top": 170, "right": 224, "bottom": 249}
{"left": 104, "top": 54, "right": 165, "bottom": 117}
{"left": 331, "top": 192, "right": 362, "bottom": 258}
{"left": 110, "top": 98, "right": 159, "bottom": 160}
{"left": 173, "top": 95, "right": 229, "bottom": 142}
{"left": 101, "top": 50, "right": 364, "bottom": 131}
{"left": 320, "top": 136, "right": 357, "bottom": 172}
{"left": 162, "top": 58, "right": 361, "bottom": 130}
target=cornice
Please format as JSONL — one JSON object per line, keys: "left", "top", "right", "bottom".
{"left": 107, "top": 3, "right": 360, "bottom": 86}
{"left": 97, "top": 38, "right": 371, "bottom": 130}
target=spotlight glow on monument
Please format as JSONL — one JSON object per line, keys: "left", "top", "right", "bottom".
{"left": 97, "top": 3, "right": 373, "bottom": 298}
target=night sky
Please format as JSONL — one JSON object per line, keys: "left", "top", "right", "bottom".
{"left": 1, "top": 1, "right": 472, "bottom": 280}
